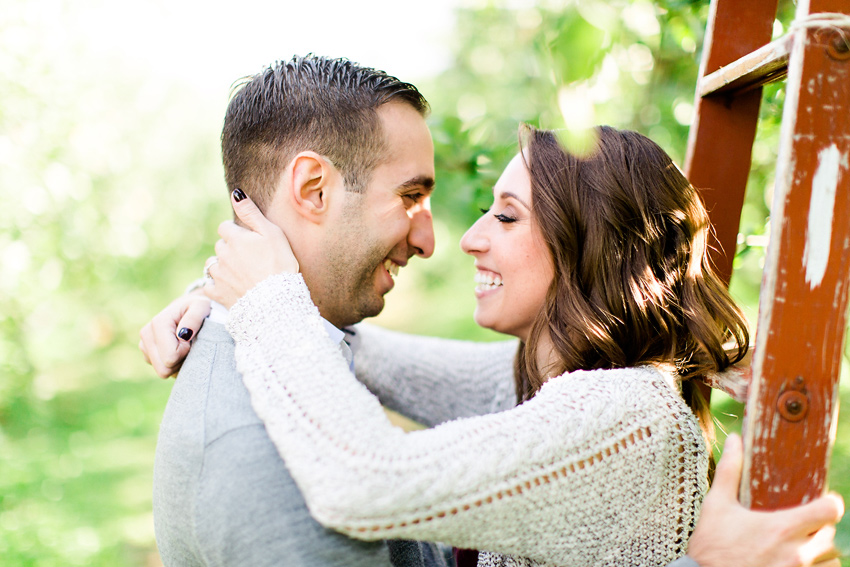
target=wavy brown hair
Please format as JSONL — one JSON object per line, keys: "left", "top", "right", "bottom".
{"left": 515, "top": 125, "right": 749, "bottom": 470}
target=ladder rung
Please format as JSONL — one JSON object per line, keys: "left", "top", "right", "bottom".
{"left": 699, "top": 33, "right": 794, "bottom": 97}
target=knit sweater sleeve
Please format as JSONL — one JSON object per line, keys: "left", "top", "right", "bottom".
{"left": 350, "top": 323, "right": 518, "bottom": 426}
{"left": 229, "top": 274, "right": 708, "bottom": 567}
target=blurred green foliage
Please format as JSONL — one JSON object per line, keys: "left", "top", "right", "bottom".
{"left": 1, "top": 0, "right": 848, "bottom": 565}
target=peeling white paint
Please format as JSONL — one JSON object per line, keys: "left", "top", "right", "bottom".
{"left": 804, "top": 145, "right": 845, "bottom": 289}
{"left": 828, "top": 386, "right": 840, "bottom": 448}
{"left": 769, "top": 412, "right": 781, "bottom": 437}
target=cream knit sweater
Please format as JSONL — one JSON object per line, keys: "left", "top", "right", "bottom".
{"left": 228, "top": 273, "right": 709, "bottom": 567}
{"left": 350, "top": 321, "right": 519, "bottom": 427}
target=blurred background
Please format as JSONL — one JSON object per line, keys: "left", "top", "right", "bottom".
{"left": 2, "top": 0, "right": 848, "bottom": 564}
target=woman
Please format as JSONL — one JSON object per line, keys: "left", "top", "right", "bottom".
{"left": 200, "top": 124, "right": 749, "bottom": 567}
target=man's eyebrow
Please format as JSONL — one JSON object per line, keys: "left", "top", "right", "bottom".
{"left": 398, "top": 175, "right": 436, "bottom": 193}
{"left": 499, "top": 191, "right": 530, "bottom": 209}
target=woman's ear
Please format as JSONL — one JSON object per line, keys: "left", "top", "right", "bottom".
{"left": 288, "top": 151, "right": 342, "bottom": 223}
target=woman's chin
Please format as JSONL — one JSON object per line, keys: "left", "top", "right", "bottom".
{"left": 474, "top": 311, "right": 516, "bottom": 338}
{"left": 473, "top": 310, "right": 495, "bottom": 332}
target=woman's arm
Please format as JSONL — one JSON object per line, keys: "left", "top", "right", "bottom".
{"left": 351, "top": 323, "right": 517, "bottom": 426}
{"left": 229, "top": 273, "right": 708, "bottom": 566}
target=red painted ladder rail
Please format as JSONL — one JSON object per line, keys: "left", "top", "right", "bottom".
{"left": 684, "top": 0, "right": 850, "bottom": 510}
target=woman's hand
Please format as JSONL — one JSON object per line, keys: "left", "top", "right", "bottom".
{"left": 139, "top": 292, "right": 211, "bottom": 378}
{"left": 688, "top": 433, "right": 844, "bottom": 567}
{"left": 204, "top": 189, "right": 300, "bottom": 308}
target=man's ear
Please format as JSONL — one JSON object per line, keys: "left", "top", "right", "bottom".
{"left": 287, "top": 151, "right": 342, "bottom": 223}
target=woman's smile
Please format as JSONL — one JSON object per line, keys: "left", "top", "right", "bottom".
{"left": 473, "top": 268, "right": 503, "bottom": 297}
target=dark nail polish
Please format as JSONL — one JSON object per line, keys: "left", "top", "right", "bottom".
{"left": 233, "top": 188, "right": 247, "bottom": 202}
{"left": 177, "top": 327, "right": 194, "bottom": 341}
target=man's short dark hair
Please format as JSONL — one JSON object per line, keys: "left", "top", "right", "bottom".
{"left": 221, "top": 55, "right": 430, "bottom": 210}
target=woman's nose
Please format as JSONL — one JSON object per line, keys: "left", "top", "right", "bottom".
{"left": 460, "top": 215, "right": 489, "bottom": 256}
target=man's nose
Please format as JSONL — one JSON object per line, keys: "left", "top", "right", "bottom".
{"left": 408, "top": 206, "right": 435, "bottom": 258}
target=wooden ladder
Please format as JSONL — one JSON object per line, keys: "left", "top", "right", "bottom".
{"left": 684, "top": 0, "right": 850, "bottom": 509}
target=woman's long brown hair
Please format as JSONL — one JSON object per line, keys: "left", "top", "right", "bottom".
{"left": 515, "top": 126, "right": 749, "bottom": 476}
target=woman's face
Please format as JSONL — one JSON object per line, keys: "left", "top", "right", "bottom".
{"left": 460, "top": 152, "right": 555, "bottom": 341}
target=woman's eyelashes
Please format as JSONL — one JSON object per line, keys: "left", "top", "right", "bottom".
{"left": 479, "top": 207, "right": 518, "bottom": 223}
{"left": 494, "top": 213, "right": 517, "bottom": 223}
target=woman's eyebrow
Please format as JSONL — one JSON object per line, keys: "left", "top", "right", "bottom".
{"left": 499, "top": 191, "right": 530, "bottom": 209}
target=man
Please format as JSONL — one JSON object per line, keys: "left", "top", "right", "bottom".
{"left": 141, "top": 55, "right": 844, "bottom": 567}
{"left": 148, "top": 55, "right": 452, "bottom": 567}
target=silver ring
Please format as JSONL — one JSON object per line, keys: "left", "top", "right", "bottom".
{"left": 203, "top": 257, "right": 218, "bottom": 282}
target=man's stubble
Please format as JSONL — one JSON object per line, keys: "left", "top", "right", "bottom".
{"left": 313, "top": 198, "right": 388, "bottom": 328}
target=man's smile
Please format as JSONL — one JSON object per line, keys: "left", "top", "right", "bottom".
{"left": 383, "top": 258, "right": 401, "bottom": 278}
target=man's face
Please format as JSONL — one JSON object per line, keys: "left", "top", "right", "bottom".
{"left": 314, "top": 102, "right": 436, "bottom": 328}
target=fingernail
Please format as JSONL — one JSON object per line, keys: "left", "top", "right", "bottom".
{"left": 177, "top": 327, "right": 194, "bottom": 341}
{"left": 233, "top": 188, "right": 247, "bottom": 202}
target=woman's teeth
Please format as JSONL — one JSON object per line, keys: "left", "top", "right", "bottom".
{"left": 383, "top": 259, "right": 400, "bottom": 278}
{"left": 474, "top": 271, "right": 503, "bottom": 291}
